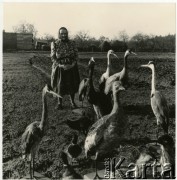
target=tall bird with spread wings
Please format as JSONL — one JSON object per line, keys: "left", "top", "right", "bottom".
{"left": 85, "top": 81, "right": 127, "bottom": 179}
{"left": 104, "top": 49, "right": 137, "bottom": 95}
{"left": 21, "top": 84, "right": 62, "bottom": 179}
{"left": 141, "top": 61, "right": 169, "bottom": 138}
{"left": 87, "top": 57, "right": 113, "bottom": 119}
{"left": 99, "top": 50, "right": 118, "bottom": 92}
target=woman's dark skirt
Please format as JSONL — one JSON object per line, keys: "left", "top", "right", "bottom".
{"left": 51, "top": 63, "right": 80, "bottom": 96}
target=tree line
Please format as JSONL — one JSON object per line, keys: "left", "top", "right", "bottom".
{"left": 12, "top": 21, "right": 175, "bottom": 52}
{"left": 72, "top": 31, "right": 175, "bottom": 53}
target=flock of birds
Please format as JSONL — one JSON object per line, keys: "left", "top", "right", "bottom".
{"left": 22, "top": 49, "right": 175, "bottom": 179}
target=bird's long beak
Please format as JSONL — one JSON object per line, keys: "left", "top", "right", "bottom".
{"left": 131, "top": 51, "right": 137, "bottom": 55}
{"left": 119, "top": 86, "right": 125, "bottom": 91}
{"left": 113, "top": 53, "right": 119, "bottom": 59}
{"left": 47, "top": 90, "right": 63, "bottom": 98}
{"left": 141, "top": 64, "right": 149, "bottom": 68}
{"left": 44, "top": 85, "right": 63, "bottom": 98}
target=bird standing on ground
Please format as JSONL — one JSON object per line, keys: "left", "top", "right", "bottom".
{"left": 85, "top": 81, "right": 127, "bottom": 179}
{"left": 141, "top": 61, "right": 169, "bottom": 138}
{"left": 60, "top": 151, "right": 83, "bottom": 179}
{"left": 21, "top": 84, "right": 62, "bottom": 179}
{"left": 104, "top": 49, "right": 137, "bottom": 95}
{"left": 99, "top": 50, "right": 119, "bottom": 92}
{"left": 87, "top": 57, "right": 113, "bottom": 119}
{"left": 67, "top": 134, "right": 82, "bottom": 165}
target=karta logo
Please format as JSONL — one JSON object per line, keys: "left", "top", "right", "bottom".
{"left": 104, "top": 157, "right": 175, "bottom": 179}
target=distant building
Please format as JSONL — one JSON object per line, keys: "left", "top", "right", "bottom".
{"left": 3, "top": 31, "right": 33, "bottom": 50}
{"left": 34, "top": 40, "right": 48, "bottom": 50}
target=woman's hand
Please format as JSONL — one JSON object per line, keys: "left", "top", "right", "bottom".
{"left": 58, "top": 64, "right": 65, "bottom": 68}
{"left": 63, "top": 61, "right": 76, "bottom": 70}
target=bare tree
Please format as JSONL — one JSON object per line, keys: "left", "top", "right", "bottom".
{"left": 98, "top": 36, "right": 110, "bottom": 43}
{"left": 13, "top": 21, "right": 38, "bottom": 38}
{"left": 74, "top": 30, "right": 90, "bottom": 51}
{"left": 119, "top": 30, "right": 129, "bottom": 43}
{"left": 42, "top": 33, "right": 55, "bottom": 42}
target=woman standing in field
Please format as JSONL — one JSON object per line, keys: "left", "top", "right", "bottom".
{"left": 51, "top": 27, "right": 80, "bottom": 110}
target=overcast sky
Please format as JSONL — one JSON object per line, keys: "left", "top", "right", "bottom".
{"left": 3, "top": 2, "right": 176, "bottom": 39}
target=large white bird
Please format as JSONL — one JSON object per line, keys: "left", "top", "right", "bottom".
{"left": 21, "top": 84, "right": 62, "bottom": 179}
{"left": 104, "top": 49, "right": 137, "bottom": 95}
{"left": 85, "top": 81, "right": 127, "bottom": 179}
{"left": 99, "top": 50, "right": 118, "bottom": 91}
{"left": 141, "top": 61, "right": 169, "bottom": 138}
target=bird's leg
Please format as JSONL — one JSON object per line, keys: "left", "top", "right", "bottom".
{"left": 30, "top": 159, "right": 32, "bottom": 180}
{"left": 93, "top": 153, "right": 101, "bottom": 179}
{"left": 70, "top": 157, "right": 73, "bottom": 166}
{"left": 32, "top": 154, "right": 35, "bottom": 179}
{"left": 94, "top": 160, "right": 100, "bottom": 179}
{"left": 72, "top": 158, "right": 75, "bottom": 166}
{"left": 156, "top": 127, "right": 159, "bottom": 145}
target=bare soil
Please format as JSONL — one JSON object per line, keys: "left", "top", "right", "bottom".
{"left": 3, "top": 51, "right": 175, "bottom": 179}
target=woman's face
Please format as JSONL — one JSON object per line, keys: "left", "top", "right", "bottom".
{"left": 59, "top": 29, "right": 68, "bottom": 41}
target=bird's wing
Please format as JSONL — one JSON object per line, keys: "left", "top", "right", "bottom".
{"left": 151, "top": 91, "right": 169, "bottom": 122}
{"left": 84, "top": 115, "right": 110, "bottom": 154}
{"left": 78, "top": 78, "right": 89, "bottom": 101}
{"left": 21, "top": 121, "right": 42, "bottom": 155}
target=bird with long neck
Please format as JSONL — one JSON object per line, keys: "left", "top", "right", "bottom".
{"left": 87, "top": 57, "right": 112, "bottom": 119}
{"left": 99, "top": 50, "right": 118, "bottom": 92}
{"left": 141, "top": 61, "right": 169, "bottom": 139}
{"left": 104, "top": 49, "right": 137, "bottom": 95}
{"left": 21, "top": 84, "right": 62, "bottom": 179}
{"left": 85, "top": 81, "right": 127, "bottom": 179}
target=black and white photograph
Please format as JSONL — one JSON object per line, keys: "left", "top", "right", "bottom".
{"left": 2, "top": 2, "right": 176, "bottom": 179}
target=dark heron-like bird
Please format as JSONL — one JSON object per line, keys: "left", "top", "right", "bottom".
{"left": 87, "top": 57, "right": 113, "bottom": 119}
